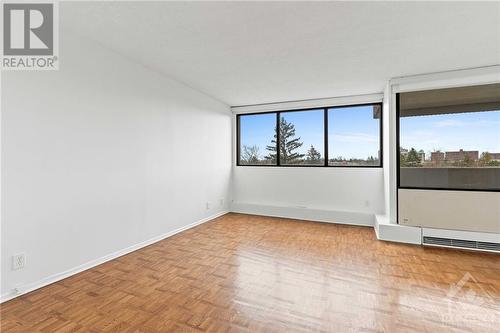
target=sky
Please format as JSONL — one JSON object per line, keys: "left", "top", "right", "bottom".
{"left": 400, "top": 110, "right": 500, "bottom": 157}
{"left": 239, "top": 106, "right": 380, "bottom": 160}
{"left": 328, "top": 106, "right": 379, "bottom": 159}
{"left": 240, "top": 107, "right": 500, "bottom": 161}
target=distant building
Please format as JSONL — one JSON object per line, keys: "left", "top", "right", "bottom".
{"left": 418, "top": 150, "right": 425, "bottom": 163}
{"left": 431, "top": 151, "right": 445, "bottom": 162}
{"left": 445, "top": 149, "right": 478, "bottom": 162}
{"left": 489, "top": 153, "right": 500, "bottom": 161}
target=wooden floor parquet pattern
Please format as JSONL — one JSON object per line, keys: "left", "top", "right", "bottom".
{"left": 1, "top": 213, "right": 499, "bottom": 332}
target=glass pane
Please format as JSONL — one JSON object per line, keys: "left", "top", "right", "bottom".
{"left": 328, "top": 105, "right": 381, "bottom": 166}
{"left": 399, "top": 110, "right": 500, "bottom": 190}
{"left": 279, "top": 110, "right": 324, "bottom": 165}
{"left": 239, "top": 113, "right": 277, "bottom": 165}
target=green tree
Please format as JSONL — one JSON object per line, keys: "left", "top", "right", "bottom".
{"left": 405, "top": 148, "right": 422, "bottom": 167}
{"left": 306, "top": 145, "right": 322, "bottom": 162}
{"left": 241, "top": 145, "right": 260, "bottom": 164}
{"left": 462, "top": 155, "right": 474, "bottom": 167}
{"left": 400, "top": 151, "right": 408, "bottom": 167}
{"left": 479, "top": 152, "right": 492, "bottom": 166}
{"left": 266, "top": 117, "right": 304, "bottom": 164}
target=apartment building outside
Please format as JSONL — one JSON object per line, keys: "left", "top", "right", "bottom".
{"left": 431, "top": 151, "right": 445, "bottom": 162}
{"left": 445, "top": 149, "right": 479, "bottom": 162}
{"left": 490, "top": 153, "right": 500, "bottom": 161}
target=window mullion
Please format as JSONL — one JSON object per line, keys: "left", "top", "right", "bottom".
{"left": 324, "top": 108, "right": 328, "bottom": 167}
{"left": 276, "top": 112, "right": 280, "bottom": 166}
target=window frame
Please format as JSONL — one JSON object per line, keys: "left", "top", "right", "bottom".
{"left": 396, "top": 92, "right": 500, "bottom": 193}
{"left": 236, "top": 102, "right": 383, "bottom": 168}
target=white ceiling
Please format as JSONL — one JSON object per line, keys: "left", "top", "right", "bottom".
{"left": 62, "top": 1, "right": 500, "bottom": 106}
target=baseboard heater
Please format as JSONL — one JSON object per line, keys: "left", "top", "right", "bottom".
{"left": 422, "top": 236, "right": 500, "bottom": 253}
{"left": 422, "top": 228, "right": 500, "bottom": 253}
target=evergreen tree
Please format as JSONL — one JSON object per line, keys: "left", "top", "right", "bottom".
{"left": 306, "top": 145, "right": 322, "bottom": 162}
{"left": 265, "top": 117, "right": 304, "bottom": 164}
{"left": 241, "top": 145, "right": 260, "bottom": 164}
{"left": 405, "top": 148, "right": 422, "bottom": 167}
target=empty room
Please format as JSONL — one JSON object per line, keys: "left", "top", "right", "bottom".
{"left": 1, "top": 1, "right": 499, "bottom": 332}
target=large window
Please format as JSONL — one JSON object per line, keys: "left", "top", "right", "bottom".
{"left": 238, "top": 112, "right": 277, "bottom": 165}
{"left": 237, "top": 103, "right": 382, "bottom": 167}
{"left": 280, "top": 110, "right": 324, "bottom": 165}
{"left": 397, "top": 83, "right": 500, "bottom": 191}
{"left": 328, "top": 105, "right": 381, "bottom": 166}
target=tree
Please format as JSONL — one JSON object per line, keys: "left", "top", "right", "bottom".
{"left": 265, "top": 117, "right": 304, "bottom": 164}
{"left": 405, "top": 148, "right": 422, "bottom": 167}
{"left": 479, "top": 152, "right": 492, "bottom": 166}
{"left": 241, "top": 145, "right": 260, "bottom": 164}
{"left": 462, "top": 155, "right": 474, "bottom": 167}
{"left": 400, "top": 152, "right": 408, "bottom": 167}
{"left": 481, "top": 152, "right": 500, "bottom": 166}
{"left": 306, "top": 145, "right": 322, "bottom": 162}
{"left": 366, "top": 156, "right": 377, "bottom": 165}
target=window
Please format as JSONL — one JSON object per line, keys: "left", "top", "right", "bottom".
{"left": 328, "top": 105, "right": 381, "bottom": 166}
{"left": 238, "top": 113, "right": 277, "bottom": 165}
{"left": 280, "top": 110, "right": 324, "bottom": 165}
{"left": 397, "top": 83, "right": 500, "bottom": 191}
{"left": 236, "top": 103, "right": 382, "bottom": 167}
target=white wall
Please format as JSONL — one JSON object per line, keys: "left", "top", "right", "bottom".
{"left": 231, "top": 167, "right": 384, "bottom": 225}
{"left": 1, "top": 30, "right": 231, "bottom": 299}
{"left": 382, "top": 83, "right": 393, "bottom": 221}
{"left": 399, "top": 189, "right": 500, "bottom": 233}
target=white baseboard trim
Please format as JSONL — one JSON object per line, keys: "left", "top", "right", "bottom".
{"left": 231, "top": 202, "right": 374, "bottom": 227}
{"left": 0, "top": 210, "right": 228, "bottom": 304}
{"left": 375, "top": 214, "right": 421, "bottom": 244}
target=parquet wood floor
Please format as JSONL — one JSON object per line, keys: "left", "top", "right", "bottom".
{"left": 1, "top": 213, "right": 499, "bottom": 332}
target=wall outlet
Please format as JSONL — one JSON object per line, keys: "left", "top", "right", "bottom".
{"left": 219, "top": 198, "right": 224, "bottom": 207}
{"left": 206, "top": 202, "right": 211, "bottom": 210}
{"left": 402, "top": 217, "right": 410, "bottom": 224}
{"left": 12, "top": 254, "right": 25, "bottom": 270}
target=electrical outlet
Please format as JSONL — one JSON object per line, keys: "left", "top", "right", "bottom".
{"left": 206, "top": 202, "right": 211, "bottom": 210}
{"left": 12, "top": 254, "right": 25, "bottom": 270}
{"left": 219, "top": 198, "right": 224, "bottom": 207}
